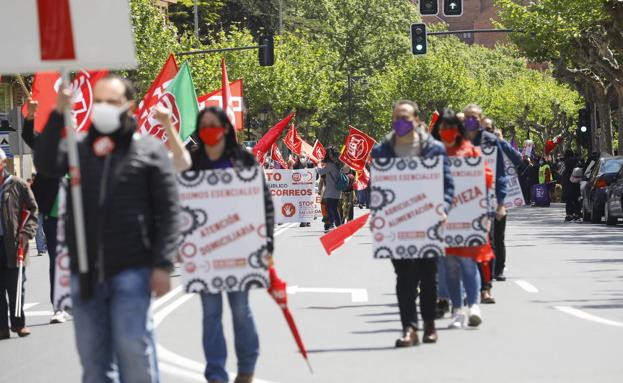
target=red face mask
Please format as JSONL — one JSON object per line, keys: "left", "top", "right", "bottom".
{"left": 199, "top": 126, "right": 226, "bottom": 147}
{"left": 440, "top": 128, "right": 459, "bottom": 145}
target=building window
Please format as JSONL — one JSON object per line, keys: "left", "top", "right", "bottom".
{"left": 0, "top": 83, "right": 12, "bottom": 115}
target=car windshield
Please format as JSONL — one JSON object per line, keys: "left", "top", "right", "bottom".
{"left": 600, "top": 158, "right": 623, "bottom": 174}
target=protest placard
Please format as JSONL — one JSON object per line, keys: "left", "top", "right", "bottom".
{"left": 481, "top": 145, "right": 498, "bottom": 212}
{"left": 445, "top": 157, "right": 489, "bottom": 247}
{"left": 503, "top": 153, "right": 526, "bottom": 209}
{"left": 177, "top": 167, "right": 270, "bottom": 293}
{"left": 370, "top": 156, "right": 445, "bottom": 259}
{"left": 53, "top": 181, "right": 71, "bottom": 312}
{"left": 265, "top": 169, "right": 317, "bottom": 224}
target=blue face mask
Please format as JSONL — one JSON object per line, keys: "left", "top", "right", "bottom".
{"left": 464, "top": 117, "right": 480, "bottom": 132}
{"left": 392, "top": 118, "right": 414, "bottom": 137}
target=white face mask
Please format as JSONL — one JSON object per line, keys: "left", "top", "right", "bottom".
{"left": 91, "top": 102, "right": 129, "bottom": 135}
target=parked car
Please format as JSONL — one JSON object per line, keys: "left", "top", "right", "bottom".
{"left": 605, "top": 167, "right": 623, "bottom": 225}
{"left": 582, "top": 156, "right": 623, "bottom": 223}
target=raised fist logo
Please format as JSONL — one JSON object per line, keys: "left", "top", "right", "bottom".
{"left": 282, "top": 203, "right": 296, "bottom": 218}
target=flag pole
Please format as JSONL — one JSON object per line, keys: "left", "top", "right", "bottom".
{"left": 15, "top": 74, "right": 31, "bottom": 97}
{"left": 60, "top": 69, "right": 91, "bottom": 299}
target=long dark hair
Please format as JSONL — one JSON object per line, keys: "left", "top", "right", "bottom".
{"left": 192, "top": 106, "right": 244, "bottom": 160}
{"left": 431, "top": 108, "right": 466, "bottom": 146}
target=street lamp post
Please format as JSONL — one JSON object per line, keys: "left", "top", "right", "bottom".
{"left": 347, "top": 73, "right": 366, "bottom": 126}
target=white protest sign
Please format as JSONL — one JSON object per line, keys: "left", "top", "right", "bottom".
{"left": 481, "top": 145, "right": 498, "bottom": 212}
{"left": 503, "top": 153, "right": 526, "bottom": 209}
{"left": 370, "top": 156, "right": 445, "bottom": 259}
{"left": 446, "top": 157, "right": 489, "bottom": 247}
{"left": 177, "top": 167, "right": 270, "bottom": 293}
{"left": 0, "top": 0, "right": 136, "bottom": 74}
{"left": 53, "top": 181, "right": 72, "bottom": 311}
{"left": 264, "top": 169, "right": 317, "bottom": 224}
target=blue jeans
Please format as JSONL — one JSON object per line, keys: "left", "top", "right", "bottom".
{"left": 201, "top": 291, "right": 259, "bottom": 383}
{"left": 324, "top": 198, "right": 342, "bottom": 227}
{"left": 71, "top": 267, "right": 159, "bottom": 383}
{"left": 35, "top": 215, "right": 47, "bottom": 253}
{"left": 443, "top": 256, "right": 481, "bottom": 308}
{"left": 436, "top": 257, "right": 450, "bottom": 300}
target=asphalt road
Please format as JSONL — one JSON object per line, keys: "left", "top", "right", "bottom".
{"left": 1, "top": 204, "right": 622, "bottom": 383}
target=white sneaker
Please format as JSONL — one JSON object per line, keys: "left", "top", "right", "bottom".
{"left": 468, "top": 304, "right": 482, "bottom": 327}
{"left": 50, "top": 310, "right": 67, "bottom": 324}
{"left": 448, "top": 309, "right": 466, "bottom": 329}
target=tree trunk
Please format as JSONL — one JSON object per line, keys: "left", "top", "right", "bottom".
{"left": 597, "top": 100, "right": 614, "bottom": 155}
{"left": 615, "top": 85, "right": 623, "bottom": 155}
{"left": 590, "top": 102, "right": 599, "bottom": 154}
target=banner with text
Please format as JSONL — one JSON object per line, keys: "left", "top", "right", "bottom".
{"left": 177, "top": 167, "right": 270, "bottom": 293}
{"left": 503, "top": 153, "right": 525, "bottom": 209}
{"left": 53, "top": 181, "right": 71, "bottom": 312}
{"left": 264, "top": 169, "right": 317, "bottom": 224}
{"left": 481, "top": 146, "right": 498, "bottom": 213}
{"left": 445, "top": 157, "right": 489, "bottom": 247}
{"left": 370, "top": 156, "right": 445, "bottom": 259}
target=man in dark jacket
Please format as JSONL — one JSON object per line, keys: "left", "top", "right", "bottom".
{"left": 0, "top": 148, "right": 38, "bottom": 339}
{"left": 371, "top": 100, "right": 454, "bottom": 347}
{"left": 562, "top": 149, "right": 582, "bottom": 221}
{"left": 34, "top": 75, "right": 180, "bottom": 382}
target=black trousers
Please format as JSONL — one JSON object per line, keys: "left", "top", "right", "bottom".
{"left": 493, "top": 215, "right": 507, "bottom": 277}
{"left": 566, "top": 198, "right": 581, "bottom": 217}
{"left": 43, "top": 216, "right": 58, "bottom": 305}
{"left": 392, "top": 258, "right": 437, "bottom": 330}
{"left": 0, "top": 237, "right": 26, "bottom": 330}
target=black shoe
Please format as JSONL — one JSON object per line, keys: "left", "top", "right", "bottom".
{"left": 495, "top": 274, "right": 507, "bottom": 282}
{"left": 435, "top": 299, "right": 450, "bottom": 319}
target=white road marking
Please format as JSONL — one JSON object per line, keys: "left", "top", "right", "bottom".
{"left": 23, "top": 310, "right": 54, "bottom": 317}
{"left": 515, "top": 280, "right": 539, "bottom": 293}
{"left": 151, "top": 285, "right": 183, "bottom": 311}
{"left": 23, "top": 302, "right": 38, "bottom": 310}
{"left": 287, "top": 286, "right": 369, "bottom": 302}
{"left": 153, "top": 294, "right": 195, "bottom": 327}
{"left": 274, "top": 222, "right": 297, "bottom": 237}
{"left": 554, "top": 306, "right": 623, "bottom": 328}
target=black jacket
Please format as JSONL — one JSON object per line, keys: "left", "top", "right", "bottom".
{"left": 22, "top": 119, "right": 60, "bottom": 216}
{"left": 34, "top": 111, "right": 180, "bottom": 280}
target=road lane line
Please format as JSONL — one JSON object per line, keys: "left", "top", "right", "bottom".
{"left": 23, "top": 310, "right": 54, "bottom": 317}
{"left": 287, "top": 286, "right": 369, "bottom": 302}
{"left": 153, "top": 294, "right": 195, "bottom": 327}
{"left": 23, "top": 302, "right": 38, "bottom": 310}
{"left": 554, "top": 306, "right": 623, "bottom": 327}
{"left": 152, "top": 285, "right": 183, "bottom": 311}
{"left": 274, "top": 222, "right": 297, "bottom": 237}
{"left": 515, "top": 280, "right": 539, "bottom": 293}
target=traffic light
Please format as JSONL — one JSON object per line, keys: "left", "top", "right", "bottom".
{"left": 419, "top": 0, "right": 438, "bottom": 16}
{"left": 443, "top": 0, "right": 463, "bottom": 17}
{"left": 411, "top": 23, "right": 428, "bottom": 56}
{"left": 259, "top": 35, "right": 274, "bottom": 66}
{"left": 577, "top": 107, "right": 591, "bottom": 148}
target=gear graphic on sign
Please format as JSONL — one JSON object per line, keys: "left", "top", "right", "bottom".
{"left": 239, "top": 273, "right": 269, "bottom": 291}
{"left": 177, "top": 171, "right": 205, "bottom": 188}
{"left": 212, "top": 277, "right": 224, "bottom": 290}
{"left": 427, "top": 222, "right": 443, "bottom": 241}
{"left": 418, "top": 244, "right": 443, "bottom": 259}
{"left": 445, "top": 235, "right": 454, "bottom": 246}
{"left": 472, "top": 214, "right": 488, "bottom": 232}
{"left": 407, "top": 245, "right": 418, "bottom": 257}
{"left": 179, "top": 206, "right": 207, "bottom": 239}
{"left": 248, "top": 245, "right": 269, "bottom": 270}
{"left": 451, "top": 158, "right": 463, "bottom": 168}
{"left": 207, "top": 172, "right": 220, "bottom": 185}
{"left": 481, "top": 144, "right": 496, "bottom": 156}
{"left": 220, "top": 172, "right": 233, "bottom": 184}
{"left": 396, "top": 159, "right": 407, "bottom": 171}
{"left": 455, "top": 235, "right": 464, "bottom": 245}
{"left": 407, "top": 159, "right": 419, "bottom": 170}
{"left": 396, "top": 246, "right": 406, "bottom": 258}
{"left": 372, "top": 157, "right": 395, "bottom": 172}
{"left": 384, "top": 189, "right": 396, "bottom": 205}
{"left": 370, "top": 186, "right": 387, "bottom": 212}
{"left": 465, "top": 156, "right": 482, "bottom": 167}
{"left": 465, "top": 234, "right": 486, "bottom": 247}
{"left": 421, "top": 156, "right": 440, "bottom": 169}
{"left": 225, "top": 276, "right": 238, "bottom": 290}
{"left": 55, "top": 293, "right": 72, "bottom": 313}
{"left": 235, "top": 166, "right": 259, "bottom": 182}
{"left": 506, "top": 165, "right": 517, "bottom": 176}
{"left": 186, "top": 278, "right": 209, "bottom": 293}
{"left": 374, "top": 246, "right": 393, "bottom": 259}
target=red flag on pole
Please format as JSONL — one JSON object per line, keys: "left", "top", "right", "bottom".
{"left": 271, "top": 144, "right": 289, "bottom": 169}
{"left": 300, "top": 139, "right": 320, "bottom": 164}
{"left": 428, "top": 110, "right": 439, "bottom": 132}
{"left": 319, "top": 213, "right": 370, "bottom": 256}
{"left": 339, "top": 126, "right": 375, "bottom": 171}
{"left": 267, "top": 266, "right": 312, "bottom": 373}
{"left": 312, "top": 139, "right": 326, "bottom": 161}
{"left": 253, "top": 113, "right": 295, "bottom": 163}
{"left": 136, "top": 54, "right": 179, "bottom": 135}
{"left": 198, "top": 79, "right": 244, "bottom": 131}
{"left": 221, "top": 58, "right": 239, "bottom": 131}
{"left": 284, "top": 125, "right": 302, "bottom": 155}
{"left": 353, "top": 167, "right": 370, "bottom": 191}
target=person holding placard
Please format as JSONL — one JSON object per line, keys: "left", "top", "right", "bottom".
{"left": 189, "top": 106, "right": 275, "bottom": 383}
{"left": 371, "top": 100, "right": 454, "bottom": 347}
{"left": 432, "top": 109, "right": 495, "bottom": 329}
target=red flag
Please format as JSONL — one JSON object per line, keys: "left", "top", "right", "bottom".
{"left": 284, "top": 125, "right": 302, "bottom": 155}
{"left": 137, "top": 54, "right": 178, "bottom": 135}
{"left": 428, "top": 111, "right": 439, "bottom": 132}
{"left": 267, "top": 266, "right": 312, "bottom": 372}
{"left": 300, "top": 139, "right": 320, "bottom": 164}
{"left": 339, "top": 126, "right": 375, "bottom": 171}
{"left": 24, "top": 70, "right": 107, "bottom": 133}
{"left": 320, "top": 213, "right": 370, "bottom": 256}
{"left": 312, "top": 140, "right": 326, "bottom": 161}
{"left": 198, "top": 79, "right": 244, "bottom": 132}
{"left": 353, "top": 167, "right": 370, "bottom": 191}
{"left": 253, "top": 113, "right": 294, "bottom": 162}
{"left": 221, "top": 58, "right": 239, "bottom": 131}
{"left": 271, "top": 144, "right": 288, "bottom": 169}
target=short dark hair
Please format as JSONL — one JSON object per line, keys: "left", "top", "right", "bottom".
{"left": 99, "top": 74, "right": 136, "bottom": 101}
{"left": 394, "top": 100, "right": 420, "bottom": 117}
{"left": 432, "top": 108, "right": 466, "bottom": 145}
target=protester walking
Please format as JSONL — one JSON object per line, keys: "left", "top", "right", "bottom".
{"left": 0, "top": 148, "right": 38, "bottom": 340}
{"left": 463, "top": 105, "right": 507, "bottom": 304}
{"left": 433, "top": 110, "right": 495, "bottom": 328}
{"left": 339, "top": 165, "right": 356, "bottom": 223}
{"left": 188, "top": 106, "right": 275, "bottom": 383}
{"left": 317, "top": 147, "right": 343, "bottom": 232}
{"left": 563, "top": 149, "right": 582, "bottom": 222}
{"left": 35, "top": 76, "right": 180, "bottom": 382}
{"left": 371, "top": 100, "right": 454, "bottom": 347}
